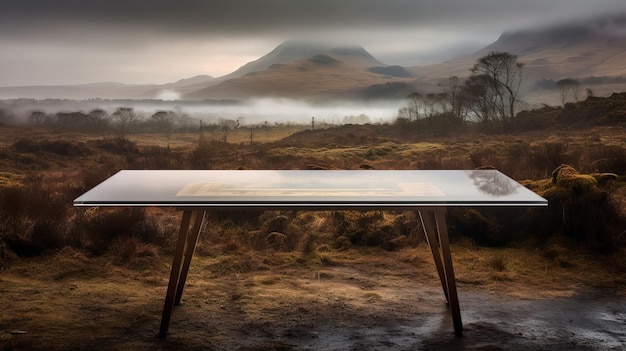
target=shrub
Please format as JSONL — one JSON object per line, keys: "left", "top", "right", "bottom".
{"left": 0, "top": 175, "right": 76, "bottom": 256}
{"left": 448, "top": 208, "right": 503, "bottom": 246}
{"left": 67, "top": 208, "right": 166, "bottom": 255}
{"left": 521, "top": 165, "right": 626, "bottom": 252}
{"left": 327, "top": 211, "right": 415, "bottom": 249}
{"left": 93, "top": 138, "right": 139, "bottom": 155}
{"left": 110, "top": 236, "right": 159, "bottom": 264}
{"left": 530, "top": 141, "right": 571, "bottom": 176}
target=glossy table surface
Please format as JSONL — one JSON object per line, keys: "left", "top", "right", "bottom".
{"left": 74, "top": 170, "right": 547, "bottom": 208}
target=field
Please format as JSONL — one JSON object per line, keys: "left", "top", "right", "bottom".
{"left": 1, "top": 95, "right": 626, "bottom": 350}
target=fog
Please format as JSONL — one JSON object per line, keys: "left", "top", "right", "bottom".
{"left": 1, "top": 98, "right": 407, "bottom": 126}
{"left": 181, "top": 98, "right": 405, "bottom": 125}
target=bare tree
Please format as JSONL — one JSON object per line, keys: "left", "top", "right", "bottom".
{"left": 150, "top": 110, "right": 176, "bottom": 134}
{"left": 218, "top": 118, "right": 240, "bottom": 143}
{"left": 55, "top": 111, "right": 87, "bottom": 130}
{"left": 28, "top": 111, "right": 46, "bottom": 126}
{"left": 405, "top": 92, "right": 422, "bottom": 122}
{"left": 88, "top": 109, "right": 108, "bottom": 132}
{"left": 556, "top": 78, "right": 581, "bottom": 106}
{"left": 470, "top": 51, "right": 525, "bottom": 122}
{"left": 460, "top": 74, "right": 498, "bottom": 125}
{"left": 441, "top": 76, "right": 465, "bottom": 122}
{"left": 112, "top": 107, "right": 140, "bottom": 136}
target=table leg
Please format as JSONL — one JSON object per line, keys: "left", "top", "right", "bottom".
{"left": 175, "top": 211, "right": 206, "bottom": 305}
{"left": 419, "top": 211, "right": 449, "bottom": 303}
{"left": 434, "top": 210, "right": 463, "bottom": 336}
{"left": 159, "top": 210, "right": 193, "bottom": 337}
{"left": 419, "top": 210, "right": 463, "bottom": 336}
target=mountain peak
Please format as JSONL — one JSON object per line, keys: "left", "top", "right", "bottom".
{"left": 329, "top": 46, "right": 377, "bottom": 61}
{"left": 221, "top": 40, "right": 380, "bottom": 81}
{"left": 261, "top": 40, "right": 378, "bottom": 66}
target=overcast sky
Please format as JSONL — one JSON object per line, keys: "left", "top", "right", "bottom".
{"left": 1, "top": 0, "right": 625, "bottom": 87}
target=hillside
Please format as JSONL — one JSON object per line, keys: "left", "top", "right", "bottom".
{"left": 183, "top": 43, "right": 413, "bottom": 100}
{"left": 409, "top": 14, "right": 626, "bottom": 102}
{"left": 219, "top": 41, "right": 371, "bottom": 81}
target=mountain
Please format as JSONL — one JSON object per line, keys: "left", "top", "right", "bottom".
{"left": 184, "top": 41, "right": 415, "bottom": 100}
{"left": 219, "top": 40, "right": 341, "bottom": 81}
{"left": 479, "top": 15, "right": 626, "bottom": 80}
{"left": 409, "top": 14, "right": 626, "bottom": 99}
{"left": 177, "top": 15, "right": 626, "bottom": 102}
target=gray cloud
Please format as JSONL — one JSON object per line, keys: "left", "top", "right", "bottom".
{"left": 1, "top": 0, "right": 625, "bottom": 86}
{"left": 3, "top": 0, "right": 624, "bottom": 36}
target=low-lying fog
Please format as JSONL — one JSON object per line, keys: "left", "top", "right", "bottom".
{"left": 2, "top": 98, "right": 406, "bottom": 126}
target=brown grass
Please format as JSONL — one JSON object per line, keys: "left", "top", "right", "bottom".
{"left": 0, "top": 119, "right": 624, "bottom": 260}
{"left": 0, "top": 95, "right": 625, "bottom": 320}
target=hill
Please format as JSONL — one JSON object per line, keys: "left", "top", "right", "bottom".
{"left": 183, "top": 42, "right": 414, "bottom": 100}
{"left": 186, "top": 15, "right": 626, "bottom": 102}
{"left": 409, "top": 14, "right": 626, "bottom": 103}
{"left": 276, "top": 93, "right": 626, "bottom": 148}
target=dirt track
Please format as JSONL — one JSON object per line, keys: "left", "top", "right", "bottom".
{"left": 1, "top": 248, "right": 625, "bottom": 350}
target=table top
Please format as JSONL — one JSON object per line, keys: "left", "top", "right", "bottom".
{"left": 74, "top": 170, "right": 547, "bottom": 208}
{"left": 73, "top": 169, "right": 547, "bottom": 208}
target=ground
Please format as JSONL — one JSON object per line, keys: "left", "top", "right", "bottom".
{"left": 1, "top": 244, "right": 624, "bottom": 351}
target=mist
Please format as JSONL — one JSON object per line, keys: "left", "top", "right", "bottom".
{"left": 182, "top": 98, "right": 405, "bottom": 125}
{"left": 1, "top": 97, "right": 406, "bottom": 126}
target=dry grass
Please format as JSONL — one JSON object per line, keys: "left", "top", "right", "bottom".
{"left": 0, "top": 121, "right": 624, "bottom": 261}
{"left": 0, "top": 99, "right": 624, "bottom": 294}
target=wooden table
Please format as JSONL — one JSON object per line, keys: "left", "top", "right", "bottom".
{"left": 74, "top": 169, "right": 547, "bottom": 337}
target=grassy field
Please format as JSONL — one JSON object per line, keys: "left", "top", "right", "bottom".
{"left": 0, "top": 95, "right": 625, "bottom": 350}
{"left": 0, "top": 103, "right": 625, "bottom": 261}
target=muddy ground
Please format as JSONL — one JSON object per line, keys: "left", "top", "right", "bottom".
{"left": 1, "top": 246, "right": 625, "bottom": 351}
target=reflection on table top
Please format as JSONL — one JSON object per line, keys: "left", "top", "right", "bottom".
{"left": 73, "top": 170, "right": 547, "bottom": 208}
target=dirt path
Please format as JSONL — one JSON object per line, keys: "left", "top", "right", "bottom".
{"left": 1, "top": 248, "right": 625, "bottom": 350}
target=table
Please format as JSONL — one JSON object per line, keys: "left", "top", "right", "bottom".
{"left": 74, "top": 169, "right": 547, "bottom": 337}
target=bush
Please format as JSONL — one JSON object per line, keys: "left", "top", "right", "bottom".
{"left": 79, "top": 208, "right": 166, "bottom": 255}
{"left": 448, "top": 208, "right": 503, "bottom": 246}
{"left": 328, "top": 211, "right": 416, "bottom": 250}
{"left": 0, "top": 175, "right": 76, "bottom": 256}
{"left": 522, "top": 165, "right": 626, "bottom": 252}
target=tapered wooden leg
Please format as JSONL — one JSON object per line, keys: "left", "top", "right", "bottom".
{"left": 434, "top": 211, "right": 463, "bottom": 336}
{"left": 175, "top": 211, "right": 205, "bottom": 305}
{"left": 160, "top": 210, "right": 193, "bottom": 337}
{"left": 419, "top": 211, "right": 449, "bottom": 303}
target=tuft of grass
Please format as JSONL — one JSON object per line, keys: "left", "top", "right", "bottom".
{"left": 487, "top": 253, "right": 507, "bottom": 272}
{"left": 0, "top": 172, "right": 24, "bottom": 188}
{"left": 110, "top": 236, "right": 159, "bottom": 265}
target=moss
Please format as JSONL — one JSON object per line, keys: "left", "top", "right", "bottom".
{"left": 520, "top": 178, "right": 552, "bottom": 196}
{"left": 536, "top": 165, "right": 598, "bottom": 198}
{"left": 551, "top": 164, "right": 597, "bottom": 195}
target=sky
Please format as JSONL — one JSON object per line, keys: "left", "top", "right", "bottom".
{"left": 1, "top": 0, "right": 625, "bottom": 87}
